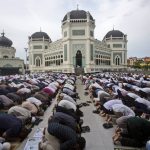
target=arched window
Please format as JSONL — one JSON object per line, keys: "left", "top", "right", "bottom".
{"left": 3, "top": 56, "right": 8, "bottom": 59}
{"left": 35, "top": 57, "right": 41, "bottom": 67}
{"left": 115, "top": 56, "right": 120, "bottom": 65}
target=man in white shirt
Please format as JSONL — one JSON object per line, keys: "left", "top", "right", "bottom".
{"left": 127, "top": 92, "right": 140, "bottom": 99}
{"left": 96, "top": 90, "right": 110, "bottom": 102}
{"left": 62, "top": 88, "right": 77, "bottom": 98}
{"left": 58, "top": 100, "right": 76, "bottom": 111}
{"left": 100, "top": 99, "right": 123, "bottom": 121}
{"left": 111, "top": 103, "right": 135, "bottom": 129}
{"left": 64, "top": 84, "right": 74, "bottom": 91}
{"left": 58, "top": 93, "right": 76, "bottom": 105}
{"left": 112, "top": 104, "right": 135, "bottom": 117}
{"left": 103, "top": 99, "right": 123, "bottom": 112}
{"left": 26, "top": 97, "right": 42, "bottom": 107}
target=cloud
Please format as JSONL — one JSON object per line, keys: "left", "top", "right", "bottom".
{"left": 123, "top": 12, "right": 133, "bottom": 17}
{"left": 140, "top": 0, "right": 150, "bottom": 8}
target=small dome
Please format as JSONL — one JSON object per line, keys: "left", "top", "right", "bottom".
{"left": 0, "top": 32, "right": 13, "bottom": 47}
{"left": 63, "top": 10, "right": 94, "bottom": 22}
{"left": 105, "top": 30, "right": 124, "bottom": 38}
{"left": 31, "top": 31, "right": 50, "bottom": 40}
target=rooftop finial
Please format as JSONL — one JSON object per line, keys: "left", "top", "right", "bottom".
{"left": 77, "top": 4, "right": 79, "bottom": 10}
{"left": 113, "top": 25, "right": 114, "bottom": 30}
{"left": 40, "top": 27, "right": 42, "bottom": 32}
{"left": 1, "top": 29, "right": 5, "bottom": 36}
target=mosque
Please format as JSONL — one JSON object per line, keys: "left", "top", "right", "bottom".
{"left": 0, "top": 32, "right": 24, "bottom": 75}
{"left": 28, "top": 8, "right": 128, "bottom": 73}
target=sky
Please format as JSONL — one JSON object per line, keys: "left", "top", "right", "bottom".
{"left": 0, "top": 0, "right": 150, "bottom": 60}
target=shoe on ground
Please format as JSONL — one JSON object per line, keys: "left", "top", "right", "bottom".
{"left": 94, "top": 102, "right": 100, "bottom": 106}
{"left": 92, "top": 110, "right": 100, "bottom": 114}
{"left": 103, "top": 123, "right": 113, "bottom": 129}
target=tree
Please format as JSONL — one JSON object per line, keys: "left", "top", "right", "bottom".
{"left": 133, "top": 61, "right": 141, "bottom": 69}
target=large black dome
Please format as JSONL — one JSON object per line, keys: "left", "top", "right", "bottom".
{"left": 63, "top": 10, "right": 94, "bottom": 21}
{"left": 105, "top": 30, "right": 124, "bottom": 38}
{"left": 31, "top": 31, "right": 50, "bottom": 39}
{"left": 0, "top": 33, "right": 13, "bottom": 47}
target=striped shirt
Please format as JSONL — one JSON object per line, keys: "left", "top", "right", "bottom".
{"left": 48, "top": 122, "right": 77, "bottom": 150}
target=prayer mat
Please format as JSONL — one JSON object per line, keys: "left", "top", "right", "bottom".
{"left": 24, "top": 128, "right": 44, "bottom": 150}
{"left": 24, "top": 137, "right": 41, "bottom": 150}
{"left": 33, "top": 128, "right": 44, "bottom": 138}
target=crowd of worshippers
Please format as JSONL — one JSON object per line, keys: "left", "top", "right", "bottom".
{"left": 0, "top": 73, "right": 73, "bottom": 150}
{"left": 39, "top": 75, "right": 86, "bottom": 150}
{"left": 81, "top": 72, "right": 150, "bottom": 148}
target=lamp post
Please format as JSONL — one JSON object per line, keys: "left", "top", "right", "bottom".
{"left": 24, "top": 48, "right": 28, "bottom": 73}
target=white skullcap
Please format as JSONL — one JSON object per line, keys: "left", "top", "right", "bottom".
{"left": 2, "top": 142, "right": 11, "bottom": 150}
{"left": 31, "top": 117, "right": 36, "bottom": 123}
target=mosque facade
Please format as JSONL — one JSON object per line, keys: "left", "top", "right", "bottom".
{"left": 28, "top": 9, "right": 128, "bottom": 73}
{"left": 0, "top": 32, "right": 24, "bottom": 75}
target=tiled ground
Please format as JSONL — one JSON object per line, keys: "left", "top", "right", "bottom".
{"left": 76, "top": 79, "right": 115, "bottom": 150}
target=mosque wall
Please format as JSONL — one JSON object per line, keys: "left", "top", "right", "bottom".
{"left": 28, "top": 9, "right": 127, "bottom": 73}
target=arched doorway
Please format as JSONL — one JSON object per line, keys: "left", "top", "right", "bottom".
{"left": 35, "top": 56, "right": 41, "bottom": 67}
{"left": 115, "top": 56, "right": 120, "bottom": 65}
{"left": 76, "top": 50, "right": 82, "bottom": 67}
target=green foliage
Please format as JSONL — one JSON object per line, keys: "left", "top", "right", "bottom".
{"left": 133, "top": 61, "right": 141, "bottom": 69}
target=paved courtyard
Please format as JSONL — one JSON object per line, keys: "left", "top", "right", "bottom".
{"left": 76, "top": 79, "right": 115, "bottom": 150}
